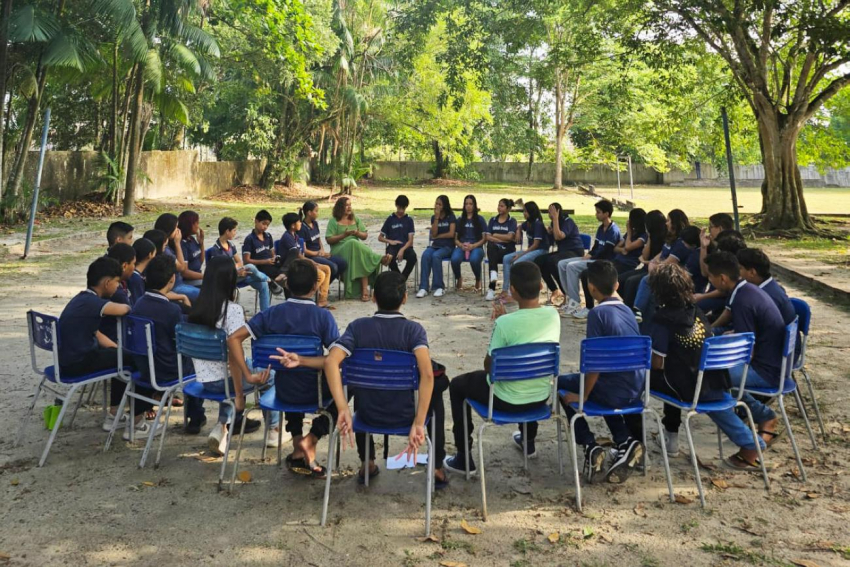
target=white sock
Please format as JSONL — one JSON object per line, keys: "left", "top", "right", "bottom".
{"left": 490, "top": 270, "right": 498, "bottom": 281}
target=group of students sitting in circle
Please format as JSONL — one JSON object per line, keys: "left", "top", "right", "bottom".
{"left": 52, "top": 194, "right": 797, "bottom": 491}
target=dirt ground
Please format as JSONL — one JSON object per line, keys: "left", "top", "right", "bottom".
{"left": 1, "top": 216, "right": 849, "bottom": 567}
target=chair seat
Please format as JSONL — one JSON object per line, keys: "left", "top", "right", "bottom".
{"left": 352, "top": 411, "right": 431, "bottom": 436}
{"left": 45, "top": 365, "right": 124, "bottom": 384}
{"left": 651, "top": 390, "right": 738, "bottom": 413}
{"left": 467, "top": 399, "right": 552, "bottom": 425}
{"left": 744, "top": 379, "right": 796, "bottom": 396}
{"left": 258, "top": 388, "right": 330, "bottom": 414}
{"left": 183, "top": 378, "right": 230, "bottom": 401}
{"left": 561, "top": 391, "right": 643, "bottom": 417}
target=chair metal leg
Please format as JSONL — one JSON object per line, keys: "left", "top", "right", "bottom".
{"left": 229, "top": 405, "right": 252, "bottom": 492}
{"left": 793, "top": 388, "right": 818, "bottom": 450}
{"left": 321, "top": 428, "right": 338, "bottom": 527}
{"left": 716, "top": 424, "right": 725, "bottom": 461}
{"left": 646, "top": 408, "right": 674, "bottom": 502}
{"left": 477, "top": 423, "right": 488, "bottom": 521}
{"left": 15, "top": 378, "right": 46, "bottom": 447}
{"left": 555, "top": 414, "right": 564, "bottom": 476}
{"left": 778, "top": 396, "right": 807, "bottom": 482}
{"left": 522, "top": 422, "right": 528, "bottom": 471}
{"left": 154, "top": 392, "right": 176, "bottom": 468}
{"left": 737, "top": 402, "right": 770, "bottom": 491}
{"left": 261, "top": 417, "right": 271, "bottom": 461}
{"left": 102, "top": 380, "right": 108, "bottom": 422}
{"left": 430, "top": 418, "right": 437, "bottom": 494}
{"left": 641, "top": 412, "right": 648, "bottom": 476}
{"left": 218, "top": 401, "right": 235, "bottom": 490}
{"left": 364, "top": 433, "right": 371, "bottom": 487}
{"left": 39, "top": 385, "right": 77, "bottom": 467}
{"left": 277, "top": 412, "right": 284, "bottom": 466}
{"left": 67, "top": 384, "right": 88, "bottom": 428}
{"left": 129, "top": 388, "right": 136, "bottom": 443}
{"left": 104, "top": 381, "right": 132, "bottom": 452}
{"left": 568, "top": 413, "right": 582, "bottom": 511}
{"left": 463, "top": 401, "right": 471, "bottom": 480}
{"left": 683, "top": 411, "right": 706, "bottom": 508}
{"left": 800, "top": 369, "right": 826, "bottom": 440}
{"left": 140, "top": 396, "right": 167, "bottom": 469}
{"left": 425, "top": 436, "right": 433, "bottom": 537}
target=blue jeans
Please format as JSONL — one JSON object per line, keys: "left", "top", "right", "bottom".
{"left": 173, "top": 282, "right": 201, "bottom": 301}
{"left": 312, "top": 255, "right": 347, "bottom": 282}
{"left": 503, "top": 249, "right": 547, "bottom": 291}
{"left": 706, "top": 406, "right": 766, "bottom": 451}
{"left": 729, "top": 364, "right": 778, "bottom": 424}
{"left": 202, "top": 372, "right": 280, "bottom": 427}
{"left": 419, "top": 246, "right": 453, "bottom": 291}
{"left": 240, "top": 264, "right": 270, "bottom": 311}
{"left": 450, "top": 246, "right": 485, "bottom": 281}
{"left": 558, "top": 373, "right": 637, "bottom": 446}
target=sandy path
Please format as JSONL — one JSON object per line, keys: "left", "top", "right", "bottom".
{"left": 1, "top": 218, "right": 849, "bottom": 567}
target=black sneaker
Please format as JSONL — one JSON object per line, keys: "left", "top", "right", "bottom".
{"left": 443, "top": 454, "right": 476, "bottom": 476}
{"left": 512, "top": 431, "right": 537, "bottom": 459}
{"left": 269, "top": 280, "right": 285, "bottom": 296}
{"left": 583, "top": 444, "right": 606, "bottom": 484}
{"left": 229, "top": 416, "right": 261, "bottom": 435}
{"left": 185, "top": 415, "right": 207, "bottom": 435}
{"left": 605, "top": 438, "right": 643, "bottom": 484}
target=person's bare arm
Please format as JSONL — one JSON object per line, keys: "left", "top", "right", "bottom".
{"left": 102, "top": 302, "right": 131, "bottom": 317}
{"left": 324, "top": 347, "right": 355, "bottom": 449}
{"left": 271, "top": 348, "right": 326, "bottom": 370}
{"left": 401, "top": 347, "right": 434, "bottom": 460}
{"left": 432, "top": 223, "right": 455, "bottom": 240}
{"left": 227, "top": 327, "right": 253, "bottom": 383}
{"left": 652, "top": 354, "right": 664, "bottom": 370}
{"left": 711, "top": 309, "right": 732, "bottom": 329}
{"left": 561, "top": 372, "right": 599, "bottom": 404}
{"left": 96, "top": 330, "right": 117, "bottom": 349}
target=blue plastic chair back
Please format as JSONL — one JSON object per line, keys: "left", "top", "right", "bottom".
{"left": 790, "top": 298, "right": 810, "bottom": 336}
{"left": 579, "top": 336, "right": 651, "bottom": 374}
{"left": 252, "top": 335, "right": 322, "bottom": 371}
{"left": 28, "top": 311, "right": 57, "bottom": 353}
{"left": 580, "top": 234, "right": 592, "bottom": 250}
{"left": 699, "top": 333, "right": 754, "bottom": 371}
{"left": 122, "top": 315, "right": 156, "bottom": 357}
{"left": 342, "top": 349, "right": 418, "bottom": 391}
{"left": 783, "top": 318, "right": 798, "bottom": 358}
{"left": 175, "top": 323, "right": 228, "bottom": 362}
{"left": 490, "top": 343, "right": 560, "bottom": 382}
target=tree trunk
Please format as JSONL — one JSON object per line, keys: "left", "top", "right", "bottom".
{"left": 756, "top": 110, "right": 811, "bottom": 230}
{"left": 0, "top": 0, "right": 14, "bottom": 204}
{"left": 7, "top": 67, "right": 47, "bottom": 199}
{"left": 122, "top": 66, "right": 145, "bottom": 216}
{"left": 433, "top": 140, "right": 446, "bottom": 179}
{"left": 553, "top": 73, "right": 564, "bottom": 190}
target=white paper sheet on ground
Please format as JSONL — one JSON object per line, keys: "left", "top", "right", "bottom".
{"left": 386, "top": 453, "right": 428, "bottom": 470}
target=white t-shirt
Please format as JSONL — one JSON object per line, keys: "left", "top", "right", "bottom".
{"left": 192, "top": 301, "right": 245, "bottom": 383}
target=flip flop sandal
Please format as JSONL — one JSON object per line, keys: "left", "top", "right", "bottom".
{"left": 306, "top": 462, "right": 327, "bottom": 479}
{"left": 286, "top": 454, "right": 310, "bottom": 475}
{"left": 724, "top": 453, "right": 761, "bottom": 471}
{"left": 357, "top": 466, "right": 380, "bottom": 485}
{"left": 434, "top": 471, "right": 449, "bottom": 491}
{"left": 759, "top": 429, "right": 782, "bottom": 448}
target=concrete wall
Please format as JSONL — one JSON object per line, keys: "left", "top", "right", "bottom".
{"left": 666, "top": 162, "right": 850, "bottom": 187}
{"left": 22, "top": 150, "right": 264, "bottom": 203}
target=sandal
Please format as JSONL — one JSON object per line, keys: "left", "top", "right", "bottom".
{"left": 360, "top": 293, "right": 370, "bottom": 302}
{"left": 759, "top": 429, "right": 782, "bottom": 448}
{"left": 724, "top": 453, "right": 761, "bottom": 471}
{"left": 286, "top": 454, "right": 310, "bottom": 474}
{"left": 357, "top": 465, "right": 380, "bottom": 485}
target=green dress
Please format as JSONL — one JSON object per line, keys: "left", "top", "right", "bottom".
{"left": 327, "top": 216, "right": 384, "bottom": 299}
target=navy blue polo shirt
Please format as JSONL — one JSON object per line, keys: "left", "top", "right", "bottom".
{"left": 554, "top": 216, "right": 585, "bottom": 253}
{"left": 585, "top": 298, "right": 643, "bottom": 404}
{"left": 380, "top": 214, "right": 415, "bottom": 245}
{"left": 332, "top": 311, "right": 428, "bottom": 428}
{"left": 99, "top": 284, "right": 130, "bottom": 343}
{"left": 162, "top": 246, "right": 183, "bottom": 287}
{"left": 659, "top": 243, "right": 672, "bottom": 260}
{"left": 760, "top": 278, "right": 796, "bottom": 326}
{"left": 668, "top": 238, "right": 693, "bottom": 265}
{"left": 246, "top": 297, "right": 340, "bottom": 404}
{"left": 131, "top": 291, "right": 191, "bottom": 383}
{"left": 521, "top": 219, "right": 546, "bottom": 248}
{"left": 487, "top": 216, "right": 517, "bottom": 251}
{"left": 457, "top": 214, "right": 487, "bottom": 243}
{"left": 127, "top": 270, "right": 145, "bottom": 304}
{"left": 298, "top": 220, "right": 323, "bottom": 253}
{"left": 429, "top": 213, "right": 457, "bottom": 249}
{"left": 685, "top": 249, "right": 709, "bottom": 293}
{"left": 207, "top": 239, "right": 238, "bottom": 261}
{"left": 725, "top": 280, "right": 786, "bottom": 384}
{"left": 276, "top": 231, "right": 300, "bottom": 258}
{"left": 181, "top": 236, "right": 203, "bottom": 272}
{"left": 242, "top": 231, "right": 275, "bottom": 260}
{"left": 58, "top": 289, "right": 110, "bottom": 368}
{"left": 589, "top": 222, "right": 621, "bottom": 260}
{"left": 613, "top": 232, "right": 647, "bottom": 270}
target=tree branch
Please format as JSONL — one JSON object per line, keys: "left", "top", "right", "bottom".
{"left": 806, "top": 72, "right": 850, "bottom": 120}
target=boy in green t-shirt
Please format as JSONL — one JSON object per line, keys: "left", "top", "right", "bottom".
{"left": 444, "top": 261, "right": 560, "bottom": 474}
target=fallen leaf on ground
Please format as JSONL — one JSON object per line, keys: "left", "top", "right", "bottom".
{"left": 674, "top": 494, "right": 694, "bottom": 505}
{"left": 0, "top": 552, "right": 10, "bottom": 562}
{"left": 710, "top": 478, "right": 729, "bottom": 490}
{"left": 142, "top": 481, "right": 156, "bottom": 487}
{"left": 805, "top": 492, "right": 820, "bottom": 499}
{"left": 599, "top": 533, "right": 613, "bottom": 543}
{"left": 9, "top": 479, "right": 19, "bottom": 486}
{"left": 419, "top": 535, "right": 440, "bottom": 544}
{"left": 548, "top": 533, "right": 560, "bottom": 544}
{"left": 439, "top": 562, "right": 467, "bottom": 567}
{"left": 791, "top": 560, "right": 821, "bottom": 567}
{"left": 237, "top": 470, "right": 253, "bottom": 483}
{"left": 633, "top": 503, "right": 647, "bottom": 517}
{"left": 582, "top": 527, "right": 595, "bottom": 539}
{"left": 460, "top": 519, "right": 481, "bottom": 535}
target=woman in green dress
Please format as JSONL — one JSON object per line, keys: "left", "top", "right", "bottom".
{"left": 326, "top": 197, "right": 392, "bottom": 300}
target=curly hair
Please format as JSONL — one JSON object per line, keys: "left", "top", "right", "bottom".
{"left": 331, "top": 196, "right": 352, "bottom": 221}
{"left": 649, "top": 262, "right": 694, "bottom": 309}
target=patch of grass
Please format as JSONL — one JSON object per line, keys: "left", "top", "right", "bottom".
{"left": 440, "top": 538, "right": 475, "bottom": 555}
{"left": 513, "top": 538, "right": 541, "bottom": 555}
{"left": 640, "top": 554, "right": 661, "bottom": 567}
{"left": 510, "top": 560, "right": 532, "bottom": 567}
{"left": 700, "top": 542, "right": 794, "bottom": 566}
{"left": 402, "top": 549, "right": 418, "bottom": 567}
{"left": 681, "top": 518, "right": 699, "bottom": 534}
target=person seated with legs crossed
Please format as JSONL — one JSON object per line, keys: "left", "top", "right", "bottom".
{"left": 379, "top": 195, "right": 418, "bottom": 283}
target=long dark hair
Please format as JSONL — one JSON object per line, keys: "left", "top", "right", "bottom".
{"left": 667, "top": 209, "right": 689, "bottom": 245}
{"left": 461, "top": 194, "right": 482, "bottom": 241}
{"left": 188, "top": 257, "right": 238, "bottom": 329}
{"left": 177, "top": 210, "right": 199, "bottom": 239}
{"left": 332, "top": 197, "right": 352, "bottom": 221}
{"left": 645, "top": 210, "right": 668, "bottom": 258}
{"left": 299, "top": 200, "right": 318, "bottom": 224}
{"left": 524, "top": 201, "right": 543, "bottom": 227}
{"left": 154, "top": 213, "right": 178, "bottom": 252}
{"left": 436, "top": 194, "right": 452, "bottom": 219}
{"left": 627, "top": 208, "right": 647, "bottom": 241}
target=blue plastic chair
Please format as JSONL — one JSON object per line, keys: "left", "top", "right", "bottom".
{"left": 229, "top": 335, "right": 331, "bottom": 491}
{"left": 739, "top": 318, "right": 814, "bottom": 482}
{"left": 462, "top": 342, "right": 560, "bottom": 520}
{"left": 15, "top": 311, "right": 126, "bottom": 467}
{"left": 174, "top": 322, "right": 245, "bottom": 491}
{"left": 650, "top": 333, "right": 769, "bottom": 507}
{"left": 790, "top": 298, "right": 825, "bottom": 440}
{"left": 321, "top": 348, "right": 435, "bottom": 536}
{"left": 103, "top": 316, "right": 189, "bottom": 468}
{"left": 580, "top": 233, "right": 592, "bottom": 251}
{"left": 560, "top": 336, "right": 674, "bottom": 511}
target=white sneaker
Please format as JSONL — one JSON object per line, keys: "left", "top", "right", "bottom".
{"left": 265, "top": 426, "right": 292, "bottom": 448}
{"left": 572, "top": 307, "right": 590, "bottom": 319}
{"left": 416, "top": 289, "right": 428, "bottom": 298}
{"left": 490, "top": 270, "right": 498, "bottom": 282}
{"left": 208, "top": 425, "right": 225, "bottom": 456}
{"left": 433, "top": 288, "right": 444, "bottom": 298}
{"left": 103, "top": 413, "right": 128, "bottom": 432}
{"left": 123, "top": 420, "right": 163, "bottom": 441}
{"left": 664, "top": 431, "right": 680, "bottom": 457}
{"left": 485, "top": 289, "right": 495, "bottom": 301}
{"left": 561, "top": 303, "right": 577, "bottom": 317}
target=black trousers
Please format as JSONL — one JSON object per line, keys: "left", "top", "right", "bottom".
{"left": 449, "top": 370, "right": 547, "bottom": 456}
{"left": 619, "top": 269, "right": 647, "bottom": 307}
{"left": 581, "top": 260, "right": 634, "bottom": 308}
{"left": 356, "top": 372, "right": 449, "bottom": 466}
{"left": 285, "top": 404, "right": 338, "bottom": 440}
{"left": 535, "top": 249, "right": 583, "bottom": 292}
{"left": 486, "top": 243, "right": 514, "bottom": 290}
{"left": 60, "top": 348, "right": 151, "bottom": 416}
{"left": 386, "top": 245, "right": 418, "bottom": 281}
{"left": 255, "top": 263, "right": 284, "bottom": 281}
